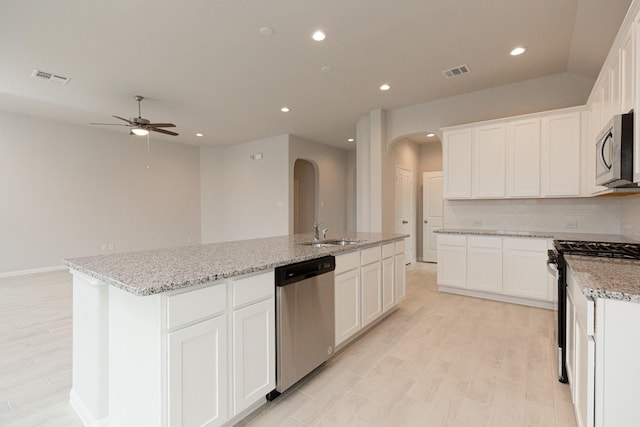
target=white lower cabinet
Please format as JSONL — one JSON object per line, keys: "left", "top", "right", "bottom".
{"left": 361, "top": 246, "right": 382, "bottom": 328}
{"left": 231, "top": 298, "right": 275, "bottom": 416}
{"left": 382, "top": 255, "right": 395, "bottom": 313}
{"left": 503, "top": 238, "right": 550, "bottom": 301}
{"left": 437, "top": 234, "right": 552, "bottom": 307}
{"left": 437, "top": 235, "right": 467, "bottom": 289}
{"left": 168, "top": 315, "right": 228, "bottom": 427}
{"left": 467, "top": 236, "right": 502, "bottom": 293}
{"left": 395, "top": 240, "right": 407, "bottom": 302}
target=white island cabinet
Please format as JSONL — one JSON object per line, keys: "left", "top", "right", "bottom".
{"left": 71, "top": 270, "right": 274, "bottom": 427}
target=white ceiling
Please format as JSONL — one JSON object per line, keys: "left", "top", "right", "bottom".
{"left": 0, "top": 0, "right": 632, "bottom": 149}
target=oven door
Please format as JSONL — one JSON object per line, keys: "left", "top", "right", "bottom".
{"left": 547, "top": 248, "right": 568, "bottom": 383}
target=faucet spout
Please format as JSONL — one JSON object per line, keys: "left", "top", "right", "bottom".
{"left": 313, "top": 222, "right": 323, "bottom": 242}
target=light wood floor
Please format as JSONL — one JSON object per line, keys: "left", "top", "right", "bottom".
{"left": 0, "top": 263, "right": 576, "bottom": 427}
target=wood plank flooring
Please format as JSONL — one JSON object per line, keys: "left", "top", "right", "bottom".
{"left": 0, "top": 263, "right": 576, "bottom": 427}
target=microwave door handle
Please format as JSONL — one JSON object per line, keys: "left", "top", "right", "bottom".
{"left": 600, "top": 131, "right": 613, "bottom": 171}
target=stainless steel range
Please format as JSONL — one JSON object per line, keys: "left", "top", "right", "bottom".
{"left": 548, "top": 240, "right": 640, "bottom": 383}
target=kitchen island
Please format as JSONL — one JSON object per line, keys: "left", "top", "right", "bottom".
{"left": 63, "top": 232, "right": 406, "bottom": 427}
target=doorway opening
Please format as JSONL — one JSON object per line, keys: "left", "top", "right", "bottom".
{"left": 293, "top": 159, "right": 317, "bottom": 234}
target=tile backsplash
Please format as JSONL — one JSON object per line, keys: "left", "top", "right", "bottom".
{"left": 620, "top": 194, "right": 640, "bottom": 239}
{"left": 444, "top": 197, "right": 624, "bottom": 234}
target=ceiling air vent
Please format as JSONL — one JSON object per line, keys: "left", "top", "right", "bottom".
{"left": 442, "top": 64, "right": 470, "bottom": 79}
{"left": 31, "top": 69, "right": 70, "bottom": 85}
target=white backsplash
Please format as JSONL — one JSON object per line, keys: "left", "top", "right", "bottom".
{"left": 444, "top": 197, "right": 623, "bottom": 234}
{"left": 620, "top": 194, "right": 640, "bottom": 239}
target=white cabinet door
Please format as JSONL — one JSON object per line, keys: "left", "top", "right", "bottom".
{"left": 472, "top": 124, "right": 505, "bottom": 198}
{"left": 232, "top": 299, "right": 275, "bottom": 415}
{"left": 334, "top": 269, "right": 361, "bottom": 346}
{"left": 467, "top": 237, "right": 502, "bottom": 293}
{"left": 541, "top": 112, "right": 581, "bottom": 197}
{"left": 503, "top": 240, "right": 550, "bottom": 301}
{"left": 566, "top": 292, "right": 576, "bottom": 397}
{"left": 437, "top": 236, "right": 467, "bottom": 289}
{"left": 621, "top": 26, "right": 634, "bottom": 115}
{"left": 443, "top": 129, "right": 472, "bottom": 199}
{"left": 394, "top": 254, "right": 406, "bottom": 303}
{"left": 382, "top": 256, "right": 395, "bottom": 313}
{"left": 610, "top": 57, "right": 621, "bottom": 117}
{"left": 361, "top": 262, "right": 382, "bottom": 327}
{"left": 574, "top": 321, "right": 595, "bottom": 427}
{"left": 168, "top": 315, "right": 228, "bottom": 427}
{"left": 506, "top": 118, "right": 541, "bottom": 197}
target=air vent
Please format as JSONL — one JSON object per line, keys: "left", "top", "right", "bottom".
{"left": 31, "top": 69, "right": 70, "bottom": 85}
{"left": 442, "top": 64, "right": 470, "bottom": 79}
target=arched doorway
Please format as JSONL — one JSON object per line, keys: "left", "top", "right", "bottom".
{"left": 293, "top": 159, "right": 317, "bottom": 234}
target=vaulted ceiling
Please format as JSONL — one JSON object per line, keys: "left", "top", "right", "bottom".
{"left": 0, "top": 0, "right": 632, "bottom": 148}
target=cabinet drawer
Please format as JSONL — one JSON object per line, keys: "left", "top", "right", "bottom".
{"left": 167, "top": 283, "right": 227, "bottom": 330}
{"left": 361, "top": 246, "right": 381, "bottom": 265}
{"left": 437, "top": 234, "right": 466, "bottom": 246}
{"left": 468, "top": 236, "right": 502, "bottom": 249}
{"left": 395, "top": 239, "right": 405, "bottom": 255}
{"left": 382, "top": 243, "right": 395, "bottom": 259}
{"left": 503, "top": 237, "right": 547, "bottom": 252}
{"left": 335, "top": 251, "right": 360, "bottom": 275}
{"left": 232, "top": 271, "right": 274, "bottom": 308}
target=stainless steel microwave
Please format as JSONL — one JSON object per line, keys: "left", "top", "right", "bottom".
{"left": 595, "top": 111, "right": 634, "bottom": 188}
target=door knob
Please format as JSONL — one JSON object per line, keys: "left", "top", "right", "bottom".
{"left": 424, "top": 220, "right": 428, "bottom": 223}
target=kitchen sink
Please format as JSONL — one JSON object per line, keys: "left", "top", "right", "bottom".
{"left": 299, "top": 238, "right": 364, "bottom": 247}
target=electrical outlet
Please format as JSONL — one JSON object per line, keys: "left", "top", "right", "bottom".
{"left": 472, "top": 220, "right": 482, "bottom": 227}
{"left": 565, "top": 222, "right": 578, "bottom": 229}
{"left": 108, "top": 243, "right": 114, "bottom": 250}
{"left": 101, "top": 243, "right": 107, "bottom": 251}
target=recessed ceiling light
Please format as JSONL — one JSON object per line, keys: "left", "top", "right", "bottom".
{"left": 379, "top": 83, "right": 391, "bottom": 91}
{"left": 281, "top": 107, "right": 290, "bottom": 113}
{"left": 196, "top": 133, "right": 204, "bottom": 137}
{"left": 426, "top": 133, "right": 435, "bottom": 137}
{"left": 347, "top": 138, "right": 355, "bottom": 142}
{"left": 259, "top": 27, "right": 274, "bottom": 37}
{"left": 312, "top": 30, "right": 326, "bottom": 41}
{"left": 510, "top": 46, "right": 527, "bottom": 56}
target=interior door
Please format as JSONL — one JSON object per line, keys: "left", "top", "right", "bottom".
{"left": 422, "top": 172, "right": 443, "bottom": 262}
{"left": 395, "top": 166, "right": 414, "bottom": 264}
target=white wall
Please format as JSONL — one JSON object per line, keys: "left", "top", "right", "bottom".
{"left": 289, "top": 135, "right": 348, "bottom": 234}
{"left": 346, "top": 149, "right": 357, "bottom": 232}
{"left": 200, "top": 146, "right": 225, "bottom": 243}
{"left": 385, "top": 72, "right": 595, "bottom": 147}
{"left": 293, "top": 159, "right": 316, "bottom": 234}
{"left": 620, "top": 195, "right": 640, "bottom": 239}
{"left": 201, "top": 138, "right": 292, "bottom": 243}
{"left": 0, "top": 111, "right": 201, "bottom": 274}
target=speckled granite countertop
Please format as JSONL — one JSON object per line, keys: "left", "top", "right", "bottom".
{"left": 435, "top": 228, "right": 639, "bottom": 243}
{"left": 566, "top": 255, "right": 640, "bottom": 303}
{"left": 63, "top": 233, "right": 406, "bottom": 296}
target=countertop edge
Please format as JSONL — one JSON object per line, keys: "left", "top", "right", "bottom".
{"left": 64, "top": 235, "right": 407, "bottom": 296}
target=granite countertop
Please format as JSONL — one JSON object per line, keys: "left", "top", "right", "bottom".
{"left": 63, "top": 232, "right": 406, "bottom": 296}
{"left": 565, "top": 254, "right": 640, "bottom": 303}
{"left": 435, "top": 228, "right": 639, "bottom": 243}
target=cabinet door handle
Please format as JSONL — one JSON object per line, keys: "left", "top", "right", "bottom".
{"left": 424, "top": 220, "right": 428, "bottom": 223}
{"left": 402, "top": 220, "right": 409, "bottom": 224}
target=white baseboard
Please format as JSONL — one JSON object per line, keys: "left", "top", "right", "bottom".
{"left": 69, "top": 390, "right": 108, "bottom": 427}
{"left": 0, "top": 265, "right": 67, "bottom": 278}
{"left": 439, "top": 285, "right": 555, "bottom": 310}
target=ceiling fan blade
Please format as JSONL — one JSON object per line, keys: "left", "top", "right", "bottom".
{"left": 112, "top": 115, "right": 133, "bottom": 124}
{"left": 150, "top": 127, "right": 179, "bottom": 136}
{"left": 90, "top": 122, "right": 131, "bottom": 126}
{"left": 148, "top": 123, "right": 176, "bottom": 128}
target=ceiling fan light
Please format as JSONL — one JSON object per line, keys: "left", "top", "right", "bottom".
{"left": 131, "top": 127, "right": 149, "bottom": 136}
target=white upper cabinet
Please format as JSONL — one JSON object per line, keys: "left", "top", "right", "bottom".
{"left": 621, "top": 25, "right": 635, "bottom": 115}
{"left": 506, "top": 118, "right": 541, "bottom": 197}
{"left": 442, "top": 107, "right": 583, "bottom": 200}
{"left": 472, "top": 124, "right": 505, "bottom": 198}
{"left": 443, "top": 129, "right": 472, "bottom": 199}
{"left": 610, "top": 56, "right": 621, "bottom": 117}
{"left": 541, "top": 112, "right": 581, "bottom": 197}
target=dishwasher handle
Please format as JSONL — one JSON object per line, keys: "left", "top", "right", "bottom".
{"left": 275, "top": 256, "right": 336, "bottom": 287}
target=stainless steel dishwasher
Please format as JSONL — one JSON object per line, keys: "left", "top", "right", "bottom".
{"left": 267, "top": 256, "right": 335, "bottom": 400}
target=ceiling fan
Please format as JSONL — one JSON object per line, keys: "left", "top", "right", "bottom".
{"left": 91, "top": 95, "right": 178, "bottom": 136}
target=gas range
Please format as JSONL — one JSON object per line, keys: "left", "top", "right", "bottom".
{"left": 553, "top": 240, "right": 640, "bottom": 260}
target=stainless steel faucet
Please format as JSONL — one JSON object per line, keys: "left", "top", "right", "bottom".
{"left": 313, "top": 222, "right": 328, "bottom": 242}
